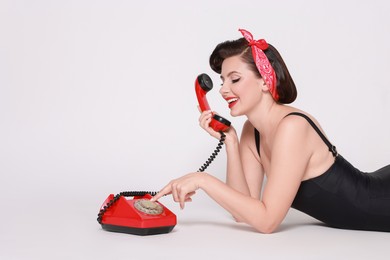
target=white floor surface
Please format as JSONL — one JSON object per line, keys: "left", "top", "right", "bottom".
{"left": 1, "top": 192, "right": 389, "bottom": 260}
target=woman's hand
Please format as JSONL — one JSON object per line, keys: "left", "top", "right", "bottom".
{"left": 151, "top": 172, "right": 208, "bottom": 209}
{"left": 198, "top": 109, "right": 238, "bottom": 146}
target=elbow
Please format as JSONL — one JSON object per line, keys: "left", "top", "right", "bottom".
{"left": 232, "top": 215, "right": 244, "bottom": 223}
{"left": 252, "top": 220, "right": 280, "bottom": 234}
{"left": 259, "top": 225, "right": 277, "bottom": 234}
{"left": 234, "top": 216, "right": 277, "bottom": 233}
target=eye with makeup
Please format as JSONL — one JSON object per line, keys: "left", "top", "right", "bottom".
{"left": 220, "top": 78, "right": 240, "bottom": 86}
{"left": 220, "top": 71, "right": 241, "bottom": 86}
{"left": 232, "top": 78, "right": 240, "bottom": 84}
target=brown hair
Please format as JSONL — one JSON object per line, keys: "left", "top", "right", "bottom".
{"left": 209, "top": 38, "right": 297, "bottom": 104}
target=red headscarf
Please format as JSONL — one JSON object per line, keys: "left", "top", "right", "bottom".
{"left": 239, "top": 29, "right": 279, "bottom": 101}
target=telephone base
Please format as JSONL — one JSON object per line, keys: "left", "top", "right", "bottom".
{"left": 98, "top": 193, "right": 177, "bottom": 236}
{"left": 101, "top": 223, "right": 175, "bottom": 236}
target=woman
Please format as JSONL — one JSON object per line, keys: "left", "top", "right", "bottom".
{"left": 151, "top": 29, "right": 390, "bottom": 233}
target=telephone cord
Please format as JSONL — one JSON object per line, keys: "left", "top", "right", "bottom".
{"left": 97, "top": 191, "right": 159, "bottom": 224}
{"left": 197, "top": 132, "right": 226, "bottom": 172}
{"left": 97, "top": 132, "right": 226, "bottom": 224}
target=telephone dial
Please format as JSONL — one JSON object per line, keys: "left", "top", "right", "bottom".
{"left": 97, "top": 73, "right": 230, "bottom": 235}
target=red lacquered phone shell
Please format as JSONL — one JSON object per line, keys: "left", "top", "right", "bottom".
{"left": 99, "top": 193, "right": 176, "bottom": 236}
{"left": 195, "top": 73, "right": 231, "bottom": 132}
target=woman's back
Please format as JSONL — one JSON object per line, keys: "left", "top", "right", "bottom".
{"left": 267, "top": 112, "right": 390, "bottom": 232}
{"left": 292, "top": 154, "right": 390, "bottom": 232}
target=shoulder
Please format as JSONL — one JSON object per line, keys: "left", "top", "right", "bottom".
{"left": 274, "top": 112, "right": 316, "bottom": 148}
{"left": 278, "top": 111, "right": 317, "bottom": 132}
{"left": 270, "top": 113, "right": 317, "bottom": 172}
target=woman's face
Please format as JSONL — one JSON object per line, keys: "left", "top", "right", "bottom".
{"left": 220, "top": 55, "right": 264, "bottom": 117}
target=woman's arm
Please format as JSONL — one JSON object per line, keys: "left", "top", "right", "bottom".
{"left": 199, "top": 110, "right": 251, "bottom": 196}
{"left": 224, "top": 128, "right": 251, "bottom": 197}
{"left": 224, "top": 117, "right": 312, "bottom": 233}
{"left": 238, "top": 120, "right": 265, "bottom": 199}
{"left": 152, "top": 116, "right": 313, "bottom": 233}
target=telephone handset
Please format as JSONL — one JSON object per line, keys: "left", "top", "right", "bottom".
{"left": 97, "top": 74, "right": 230, "bottom": 236}
{"left": 195, "top": 73, "right": 231, "bottom": 132}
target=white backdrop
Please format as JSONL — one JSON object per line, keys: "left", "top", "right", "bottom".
{"left": 1, "top": 1, "right": 390, "bottom": 259}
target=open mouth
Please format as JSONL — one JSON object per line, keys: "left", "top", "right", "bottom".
{"left": 226, "top": 97, "right": 238, "bottom": 108}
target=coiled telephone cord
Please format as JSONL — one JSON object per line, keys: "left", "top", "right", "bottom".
{"left": 197, "top": 132, "right": 226, "bottom": 172}
{"left": 97, "top": 132, "right": 226, "bottom": 224}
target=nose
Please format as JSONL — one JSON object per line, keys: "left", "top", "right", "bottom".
{"left": 219, "top": 82, "right": 230, "bottom": 96}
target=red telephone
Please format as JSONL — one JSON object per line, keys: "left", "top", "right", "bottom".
{"left": 97, "top": 74, "right": 230, "bottom": 236}
{"left": 97, "top": 192, "right": 176, "bottom": 236}
{"left": 195, "top": 73, "right": 231, "bottom": 132}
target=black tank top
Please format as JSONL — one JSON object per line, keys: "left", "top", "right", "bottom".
{"left": 254, "top": 112, "right": 390, "bottom": 232}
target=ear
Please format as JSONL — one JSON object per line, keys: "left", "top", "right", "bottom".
{"left": 259, "top": 78, "right": 269, "bottom": 92}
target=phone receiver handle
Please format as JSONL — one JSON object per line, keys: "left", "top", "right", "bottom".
{"left": 195, "top": 73, "right": 231, "bottom": 132}
{"left": 210, "top": 114, "right": 231, "bottom": 132}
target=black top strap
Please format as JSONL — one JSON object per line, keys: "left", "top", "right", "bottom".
{"left": 284, "top": 112, "right": 338, "bottom": 157}
{"left": 253, "top": 112, "right": 338, "bottom": 158}
{"left": 254, "top": 128, "right": 260, "bottom": 157}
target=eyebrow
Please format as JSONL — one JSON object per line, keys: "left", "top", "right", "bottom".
{"left": 220, "top": 71, "right": 240, "bottom": 80}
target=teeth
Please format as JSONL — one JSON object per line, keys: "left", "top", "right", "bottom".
{"left": 227, "top": 98, "right": 238, "bottom": 104}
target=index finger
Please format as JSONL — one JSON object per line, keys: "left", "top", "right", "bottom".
{"left": 150, "top": 184, "right": 172, "bottom": 202}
